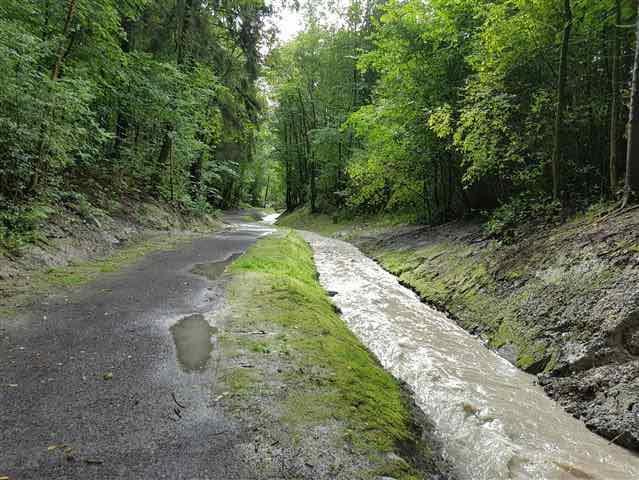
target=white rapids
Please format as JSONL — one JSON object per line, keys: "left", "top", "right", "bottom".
{"left": 302, "top": 232, "right": 639, "bottom": 480}
{"left": 261, "top": 212, "right": 282, "bottom": 225}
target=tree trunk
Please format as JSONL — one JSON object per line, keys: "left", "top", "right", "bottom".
{"left": 30, "top": 0, "right": 77, "bottom": 194}
{"left": 610, "top": 0, "right": 621, "bottom": 197}
{"left": 551, "top": 0, "right": 572, "bottom": 201}
{"left": 113, "top": 17, "right": 133, "bottom": 161}
{"left": 623, "top": 4, "right": 639, "bottom": 208}
{"left": 310, "top": 157, "right": 317, "bottom": 213}
{"left": 158, "top": 130, "right": 174, "bottom": 199}
{"left": 177, "top": 0, "right": 194, "bottom": 66}
{"left": 263, "top": 175, "right": 270, "bottom": 207}
{"left": 51, "top": 0, "right": 77, "bottom": 80}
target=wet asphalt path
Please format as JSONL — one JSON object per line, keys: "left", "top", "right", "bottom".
{"left": 0, "top": 218, "right": 273, "bottom": 479}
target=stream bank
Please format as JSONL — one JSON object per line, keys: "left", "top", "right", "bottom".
{"left": 279, "top": 208, "right": 639, "bottom": 452}
{"left": 219, "top": 231, "right": 451, "bottom": 479}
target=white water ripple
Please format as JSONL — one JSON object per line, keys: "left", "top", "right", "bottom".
{"left": 302, "top": 232, "right": 639, "bottom": 480}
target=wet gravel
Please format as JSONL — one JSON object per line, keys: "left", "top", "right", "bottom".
{"left": 0, "top": 222, "right": 270, "bottom": 479}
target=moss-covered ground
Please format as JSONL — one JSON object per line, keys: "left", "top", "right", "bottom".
{"left": 276, "top": 209, "right": 636, "bottom": 375}
{"left": 220, "top": 231, "right": 442, "bottom": 479}
{"left": 278, "top": 207, "right": 414, "bottom": 237}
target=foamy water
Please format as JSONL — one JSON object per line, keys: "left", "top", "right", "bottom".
{"left": 303, "top": 232, "right": 639, "bottom": 480}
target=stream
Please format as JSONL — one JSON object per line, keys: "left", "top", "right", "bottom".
{"left": 302, "top": 232, "right": 639, "bottom": 480}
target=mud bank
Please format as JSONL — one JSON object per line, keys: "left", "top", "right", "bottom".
{"left": 279, "top": 208, "right": 639, "bottom": 452}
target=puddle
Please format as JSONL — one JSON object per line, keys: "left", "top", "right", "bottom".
{"left": 191, "top": 253, "right": 242, "bottom": 280}
{"left": 170, "top": 314, "right": 217, "bottom": 372}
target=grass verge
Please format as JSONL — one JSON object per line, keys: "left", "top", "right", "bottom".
{"left": 277, "top": 207, "right": 414, "bottom": 237}
{"left": 0, "top": 232, "right": 205, "bottom": 314}
{"left": 221, "top": 231, "right": 442, "bottom": 479}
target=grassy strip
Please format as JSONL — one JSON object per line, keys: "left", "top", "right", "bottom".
{"left": 277, "top": 207, "right": 414, "bottom": 237}
{"left": 37, "top": 234, "right": 193, "bottom": 287}
{"left": 0, "top": 232, "right": 206, "bottom": 315}
{"left": 224, "top": 231, "right": 439, "bottom": 479}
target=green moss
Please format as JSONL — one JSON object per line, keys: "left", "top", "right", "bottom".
{"left": 372, "top": 460, "right": 420, "bottom": 480}
{"left": 504, "top": 270, "right": 523, "bottom": 281}
{"left": 223, "top": 367, "right": 256, "bottom": 393}
{"left": 248, "top": 340, "right": 271, "bottom": 354}
{"left": 543, "top": 351, "right": 559, "bottom": 373}
{"left": 277, "top": 208, "right": 351, "bottom": 236}
{"left": 224, "top": 231, "right": 432, "bottom": 477}
{"left": 0, "top": 305, "right": 18, "bottom": 318}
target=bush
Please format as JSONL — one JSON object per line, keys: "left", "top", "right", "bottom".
{"left": 0, "top": 204, "right": 53, "bottom": 253}
{"left": 485, "top": 194, "right": 560, "bottom": 242}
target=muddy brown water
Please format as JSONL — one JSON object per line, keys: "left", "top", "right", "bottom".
{"left": 302, "top": 232, "right": 639, "bottom": 480}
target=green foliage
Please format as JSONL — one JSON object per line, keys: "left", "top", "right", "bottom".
{"left": 485, "top": 195, "right": 561, "bottom": 242}
{"left": 1, "top": 0, "right": 272, "bottom": 242}
{"left": 0, "top": 205, "right": 52, "bottom": 253}
{"left": 268, "top": 0, "right": 631, "bottom": 226}
{"left": 267, "top": 4, "right": 379, "bottom": 212}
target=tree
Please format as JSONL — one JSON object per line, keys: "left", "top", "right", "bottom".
{"left": 623, "top": 1, "right": 639, "bottom": 208}
{"left": 551, "top": 0, "right": 572, "bottom": 201}
{"left": 0, "top": 0, "right": 272, "bottom": 216}
{"left": 610, "top": 0, "right": 622, "bottom": 197}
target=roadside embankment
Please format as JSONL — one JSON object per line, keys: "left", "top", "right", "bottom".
{"left": 278, "top": 208, "right": 639, "bottom": 451}
{"left": 219, "top": 231, "right": 451, "bottom": 479}
{"left": 0, "top": 197, "right": 223, "bottom": 315}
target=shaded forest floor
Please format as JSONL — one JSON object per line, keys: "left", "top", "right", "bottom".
{"left": 279, "top": 206, "right": 639, "bottom": 452}
{"left": 0, "top": 197, "right": 223, "bottom": 317}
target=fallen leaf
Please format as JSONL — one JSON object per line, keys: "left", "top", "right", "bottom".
{"left": 47, "top": 444, "right": 66, "bottom": 451}
{"left": 0, "top": 475, "right": 10, "bottom": 480}
{"left": 84, "top": 458, "right": 104, "bottom": 465}
{"left": 103, "top": 372, "right": 113, "bottom": 380}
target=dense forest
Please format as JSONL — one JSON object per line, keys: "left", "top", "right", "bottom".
{"left": 0, "top": 0, "right": 272, "bottom": 247}
{"left": 4, "top": 0, "right": 639, "bottom": 245}
{"left": 266, "top": 0, "right": 639, "bottom": 236}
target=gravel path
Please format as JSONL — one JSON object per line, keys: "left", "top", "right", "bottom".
{"left": 0, "top": 219, "right": 272, "bottom": 479}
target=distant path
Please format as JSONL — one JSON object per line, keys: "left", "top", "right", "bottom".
{"left": 0, "top": 215, "right": 273, "bottom": 479}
